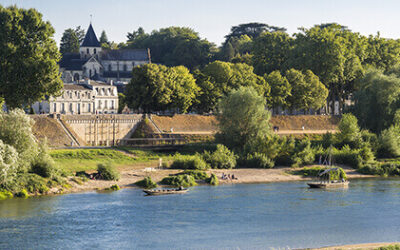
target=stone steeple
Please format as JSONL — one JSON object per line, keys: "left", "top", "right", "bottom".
{"left": 80, "top": 23, "right": 101, "bottom": 59}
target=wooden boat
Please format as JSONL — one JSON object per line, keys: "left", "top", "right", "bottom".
{"left": 307, "top": 181, "right": 349, "bottom": 188}
{"left": 143, "top": 188, "right": 188, "bottom": 195}
{"left": 307, "top": 167, "right": 349, "bottom": 188}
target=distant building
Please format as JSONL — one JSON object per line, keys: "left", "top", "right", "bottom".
{"left": 59, "top": 23, "right": 151, "bottom": 84}
{"left": 32, "top": 80, "right": 118, "bottom": 114}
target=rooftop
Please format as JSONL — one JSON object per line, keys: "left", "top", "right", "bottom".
{"left": 101, "top": 49, "right": 149, "bottom": 61}
{"left": 81, "top": 24, "right": 101, "bottom": 47}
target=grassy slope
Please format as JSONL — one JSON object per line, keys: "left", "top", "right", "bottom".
{"left": 50, "top": 148, "right": 175, "bottom": 174}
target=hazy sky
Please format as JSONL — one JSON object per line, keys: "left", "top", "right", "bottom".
{"left": 2, "top": 0, "right": 400, "bottom": 46}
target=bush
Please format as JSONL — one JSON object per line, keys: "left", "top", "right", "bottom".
{"left": 358, "top": 162, "right": 400, "bottom": 176}
{"left": 321, "top": 132, "right": 335, "bottom": 148}
{"left": 241, "top": 152, "right": 274, "bottom": 168}
{"left": 207, "top": 173, "right": 219, "bottom": 185}
{"left": 170, "top": 153, "right": 209, "bottom": 170}
{"left": 335, "top": 113, "right": 362, "bottom": 148}
{"left": 135, "top": 177, "right": 158, "bottom": 189}
{"left": 290, "top": 139, "right": 315, "bottom": 167}
{"left": 378, "top": 125, "right": 400, "bottom": 158}
{"left": 97, "top": 163, "right": 120, "bottom": 181}
{"left": 177, "top": 170, "right": 209, "bottom": 180}
{"left": 328, "top": 167, "right": 347, "bottom": 181}
{"left": 17, "top": 173, "right": 49, "bottom": 194}
{"left": 202, "top": 144, "right": 237, "bottom": 169}
{"left": 105, "top": 184, "right": 120, "bottom": 191}
{"left": 15, "top": 189, "right": 29, "bottom": 198}
{"left": 160, "top": 174, "right": 197, "bottom": 187}
{"left": 0, "top": 190, "right": 13, "bottom": 200}
{"left": 291, "top": 166, "right": 325, "bottom": 177}
{"left": 30, "top": 142, "right": 59, "bottom": 178}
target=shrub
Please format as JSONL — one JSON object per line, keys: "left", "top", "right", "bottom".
{"left": 177, "top": 170, "right": 209, "bottom": 180}
{"left": 207, "top": 173, "right": 219, "bottom": 185}
{"left": 97, "top": 163, "right": 120, "bottom": 181}
{"left": 135, "top": 177, "right": 158, "bottom": 189}
{"left": 322, "top": 132, "right": 335, "bottom": 148}
{"left": 202, "top": 144, "right": 237, "bottom": 169}
{"left": 160, "top": 174, "right": 197, "bottom": 187}
{"left": 105, "top": 184, "right": 120, "bottom": 191}
{"left": 0, "top": 190, "right": 13, "bottom": 200}
{"left": 30, "top": 142, "right": 59, "bottom": 178}
{"left": 291, "top": 166, "right": 325, "bottom": 177}
{"left": 15, "top": 189, "right": 29, "bottom": 198}
{"left": 290, "top": 139, "right": 315, "bottom": 167}
{"left": 328, "top": 167, "right": 347, "bottom": 181}
{"left": 17, "top": 174, "right": 49, "bottom": 194}
{"left": 170, "top": 153, "right": 209, "bottom": 170}
{"left": 242, "top": 153, "right": 274, "bottom": 168}
{"left": 378, "top": 125, "right": 400, "bottom": 158}
{"left": 335, "top": 113, "right": 362, "bottom": 148}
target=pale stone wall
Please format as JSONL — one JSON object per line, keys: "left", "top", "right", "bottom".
{"left": 61, "top": 114, "right": 143, "bottom": 146}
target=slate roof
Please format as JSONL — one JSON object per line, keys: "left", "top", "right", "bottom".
{"left": 81, "top": 24, "right": 101, "bottom": 47}
{"left": 59, "top": 53, "right": 87, "bottom": 70}
{"left": 102, "top": 71, "right": 132, "bottom": 78}
{"left": 101, "top": 49, "right": 149, "bottom": 61}
{"left": 63, "top": 83, "right": 91, "bottom": 90}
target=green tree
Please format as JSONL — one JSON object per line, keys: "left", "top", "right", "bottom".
{"left": 264, "top": 71, "right": 291, "bottom": 110}
{"left": 225, "top": 22, "right": 286, "bottom": 41}
{"left": 364, "top": 34, "right": 400, "bottom": 71}
{"left": 125, "top": 64, "right": 199, "bottom": 113}
{"left": 191, "top": 70, "right": 222, "bottom": 113}
{"left": 60, "top": 28, "right": 80, "bottom": 54}
{"left": 352, "top": 69, "right": 400, "bottom": 133}
{"left": 288, "top": 23, "right": 364, "bottom": 114}
{"left": 217, "top": 86, "right": 272, "bottom": 151}
{"left": 127, "top": 27, "right": 215, "bottom": 69}
{"left": 285, "top": 69, "right": 328, "bottom": 112}
{"left": 252, "top": 31, "right": 293, "bottom": 75}
{"left": 0, "top": 6, "right": 62, "bottom": 108}
{"left": 99, "top": 30, "right": 109, "bottom": 46}
{"left": 336, "top": 113, "right": 362, "bottom": 146}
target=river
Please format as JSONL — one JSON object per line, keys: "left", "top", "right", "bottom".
{"left": 0, "top": 179, "right": 399, "bottom": 249}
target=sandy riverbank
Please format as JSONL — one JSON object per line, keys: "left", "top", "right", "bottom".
{"left": 312, "top": 242, "right": 399, "bottom": 249}
{"left": 64, "top": 165, "right": 376, "bottom": 194}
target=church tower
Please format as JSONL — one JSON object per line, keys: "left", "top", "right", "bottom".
{"left": 80, "top": 23, "right": 102, "bottom": 60}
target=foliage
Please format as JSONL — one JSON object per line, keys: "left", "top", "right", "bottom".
{"left": 242, "top": 152, "right": 274, "bottom": 168}
{"left": 225, "top": 22, "right": 286, "bottom": 41}
{"left": 135, "top": 177, "right": 158, "bottom": 189}
{"left": 0, "top": 140, "right": 19, "bottom": 187}
{"left": 252, "top": 31, "right": 293, "bottom": 75}
{"left": 60, "top": 26, "right": 85, "bottom": 54}
{"left": 328, "top": 167, "right": 347, "bottom": 181}
{"left": 202, "top": 144, "right": 237, "bottom": 169}
{"left": 264, "top": 71, "right": 291, "bottom": 109}
{"left": 170, "top": 153, "right": 209, "bottom": 170}
{"left": 15, "top": 189, "right": 29, "bottom": 198}
{"left": 97, "top": 163, "right": 120, "bottom": 181}
{"left": 217, "top": 86, "right": 271, "bottom": 151}
{"left": 126, "top": 26, "right": 214, "bottom": 69}
{"left": 285, "top": 69, "right": 329, "bottom": 111}
{"left": 160, "top": 174, "right": 197, "bottom": 187}
{"left": 352, "top": 69, "right": 400, "bottom": 133}
{"left": 378, "top": 125, "right": 400, "bottom": 158}
{"left": 105, "top": 184, "right": 120, "bottom": 191}
{"left": 125, "top": 64, "right": 199, "bottom": 113}
{"left": 290, "top": 139, "right": 315, "bottom": 167}
{"left": 290, "top": 166, "right": 325, "bottom": 177}
{"left": 335, "top": 113, "right": 362, "bottom": 147}
{"left": 374, "top": 245, "right": 400, "bottom": 250}
{"left": 0, "top": 6, "right": 62, "bottom": 108}
{"left": 30, "top": 142, "right": 59, "bottom": 178}
{"left": 0, "top": 190, "right": 13, "bottom": 200}
{"left": 177, "top": 170, "right": 209, "bottom": 180}
{"left": 99, "top": 30, "right": 109, "bottom": 47}
{"left": 130, "top": 118, "right": 155, "bottom": 138}
{"left": 16, "top": 173, "right": 49, "bottom": 194}
{"left": 207, "top": 173, "right": 219, "bottom": 186}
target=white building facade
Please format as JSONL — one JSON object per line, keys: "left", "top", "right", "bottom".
{"left": 32, "top": 80, "right": 118, "bottom": 115}
{"left": 59, "top": 24, "right": 151, "bottom": 84}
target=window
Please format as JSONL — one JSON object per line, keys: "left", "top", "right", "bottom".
{"left": 86, "top": 48, "right": 89, "bottom": 54}
{"left": 94, "top": 48, "right": 97, "bottom": 54}
{"left": 111, "top": 100, "right": 114, "bottom": 109}
{"left": 132, "top": 62, "right": 135, "bottom": 67}
{"left": 88, "top": 103, "right": 91, "bottom": 112}
{"left": 53, "top": 103, "right": 57, "bottom": 112}
{"left": 123, "top": 64, "right": 127, "bottom": 72}
{"left": 61, "top": 103, "right": 65, "bottom": 112}
{"left": 69, "top": 103, "right": 73, "bottom": 112}
{"left": 98, "top": 100, "right": 102, "bottom": 108}
{"left": 89, "top": 69, "right": 92, "bottom": 76}
{"left": 105, "top": 100, "right": 108, "bottom": 108}
{"left": 77, "top": 103, "right": 80, "bottom": 114}
{"left": 108, "top": 64, "right": 112, "bottom": 71}
{"left": 94, "top": 69, "right": 97, "bottom": 75}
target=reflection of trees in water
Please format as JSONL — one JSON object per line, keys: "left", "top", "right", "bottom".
{"left": 0, "top": 196, "right": 59, "bottom": 219}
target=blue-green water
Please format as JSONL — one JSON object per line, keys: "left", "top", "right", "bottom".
{"left": 1, "top": 179, "right": 400, "bottom": 249}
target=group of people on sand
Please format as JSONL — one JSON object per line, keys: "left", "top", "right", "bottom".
{"left": 221, "top": 173, "right": 237, "bottom": 181}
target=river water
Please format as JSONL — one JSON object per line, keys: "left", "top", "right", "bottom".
{"left": 0, "top": 179, "right": 400, "bottom": 249}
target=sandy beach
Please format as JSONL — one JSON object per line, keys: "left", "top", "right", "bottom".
{"left": 64, "top": 164, "right": 376, "bottom": 194}
{"left": 312, "top": 242, "right": 400, "bottom": 249}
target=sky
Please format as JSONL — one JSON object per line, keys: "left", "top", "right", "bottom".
{"left": 2, "top": 0, "right": 400, "bottom": 46}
